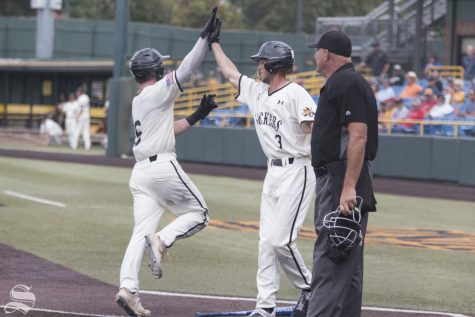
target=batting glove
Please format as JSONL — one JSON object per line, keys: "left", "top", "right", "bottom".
{"left": 200, "top": 6, "right": 218, "bottom": 39}
{"left": 186, "top": 94, "right": 218, "bottom": 126}
{"left": 208, "top": 18, "right": 221, "bottom": 50}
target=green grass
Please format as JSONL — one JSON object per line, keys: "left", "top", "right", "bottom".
{"left": 0, "top": 156, "right": 474, "bottom": 315}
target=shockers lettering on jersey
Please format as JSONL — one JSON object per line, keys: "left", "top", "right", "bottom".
{"left": 254, "top": 112, "right": 283, "bottom": 131}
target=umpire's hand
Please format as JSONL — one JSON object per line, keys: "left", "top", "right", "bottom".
{"left": 196, "top": 94, "right": 218, "bottom": 119}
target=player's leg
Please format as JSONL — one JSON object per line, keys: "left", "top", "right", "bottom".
{"left": 82, "top": 116, "right": 91, "bottom": 150}
{"left": 255, "top": 170, "right": 280, "bottom": 312}
{"left": 270, "top": 165, "right": 313, "bottom": 290}
{"left": 155, "top": 159, "right": 209, "bottom": 247}
{"left": 119, "top": 190, "right": 164, "bottom": 292}
{"left": 117, "top": 177, "right": 164, "bottom": 317}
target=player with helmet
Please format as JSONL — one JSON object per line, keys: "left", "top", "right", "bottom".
{"left": 115, "top": 7, "right": 219, "bottom": 317}
{"left": 209, "top": 19, "right": 316, "bottom": 317}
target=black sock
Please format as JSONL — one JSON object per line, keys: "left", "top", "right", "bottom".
{"left": 263, "top": 307, "right": 274, "bottom": 313}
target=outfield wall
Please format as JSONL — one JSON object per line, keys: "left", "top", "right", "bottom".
{"left": 176, "top": 127, "right": 475, "bottom": 186}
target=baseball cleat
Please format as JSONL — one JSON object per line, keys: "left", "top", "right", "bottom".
{"left": 291, "top": 288, "right": 312, "bottom": 317}
{"left": 115, "top": 288, "right": 151, "bottom": 317}
{"left": 144, "top": 234, "right": 167, "bottom": 279}
{"left": 248, "top": 307, "right": 276, "bottom": 317}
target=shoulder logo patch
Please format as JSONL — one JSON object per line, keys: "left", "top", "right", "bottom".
{"left": 302, "top": 107, "right": 315, "bottom": 117}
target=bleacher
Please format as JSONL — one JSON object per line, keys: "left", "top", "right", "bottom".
{"left": 1, "top": 65, "right": 474, "bottom": 138}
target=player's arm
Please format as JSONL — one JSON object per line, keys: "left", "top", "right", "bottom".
{"left": 300, "top": 121, "right": 313, "bottom": 133}
{"left": 175, "top": 7, "right": 218, "bottom": 85}
{"left": 208, "top": 19, "right": 241, "bottom": 89}
{"left": 174, "top": 94, "right": 218, "bottom": 135}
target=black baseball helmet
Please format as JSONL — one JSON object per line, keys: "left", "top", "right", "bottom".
{"left": 250, "top": 41, "right": 294, "bottom": 73}
{"left": 323, "top": 197, "right": 364, "bottom": 250}
{"left": 129, "top": 48, "right": 170, "bottom": 83}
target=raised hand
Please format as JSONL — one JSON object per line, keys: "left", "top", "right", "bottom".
{"left": 208, "top": 18, "right": 221, "bottom": 50}
{"left": 200, "top": 6, "right": 218, "bottom": 39}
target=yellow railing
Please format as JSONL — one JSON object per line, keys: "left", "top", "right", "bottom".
{"left": 379, "top": 118, "right": 475, "bottom": 137}
{"left": 427, "top": 66, "right": 465, "bottom": 79}
{"left": 174, "top": 70, "right": 325, "bottom": 116}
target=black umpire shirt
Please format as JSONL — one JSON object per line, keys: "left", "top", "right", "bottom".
{"left": 311, "top": 63, "right": 378, "bottom": 169}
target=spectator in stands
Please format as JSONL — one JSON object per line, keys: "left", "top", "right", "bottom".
{"left": 39, "top": 114, "right": 63, "bottom": 145}
{"left": 420, "top": 88, "right": 437, "bottom": 113}
{"left": 359, "top": 40, "right": 390, "bottom": 79}
{"left": 426, "top": 73, "right": 444, "bottom": 96}
{"left": 62, "top": 92, "right": 79, "bottom": 149}
{"left": 75, "top": 85, "right": 91, "bottom": 150}
{"left": 379, "top": 99, "right": 397, "bottom": 132}
{"left": 450, "top": 80, "right": 466, "bottom": 105}
{"left": 424, "top": 55, "right": 441, "bottom": 78}
{"left": 401, "top": 99, "right": 425, "bottom": 130}
{"left": 375, "top": 79, "right": 396, "bottom": 103}
{"left": 389, "top": 64, "right": 405, "bottom": 86}
{"left": 391, "top": 99, "right": 409, "bottom": 132}
{"left": 462, "top": 45, "right": 475, "bottom": 87}
{"left": 428, "top": 94, "right": 454, "bottom": 119}
{"left": 399, "top": 71, "right": 423, "bottom": 99}
{"left": 455, "top": 90, "right": 475, "bottom": 118}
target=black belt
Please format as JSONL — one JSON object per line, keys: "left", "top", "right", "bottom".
{"left": 149, "top": 155, "right": 157, "bottom": 162}
{"left": 313, "top": 166, "right": 328, "bottom": 177}
{"left": 271, "top": 158, "right": 294, "bottom": 166}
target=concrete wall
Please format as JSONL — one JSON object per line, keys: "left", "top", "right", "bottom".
{"left": 176, "top": 127, "right": 475, "bottom": 186}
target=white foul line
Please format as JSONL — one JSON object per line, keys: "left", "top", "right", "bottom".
{"left": 0, "top": 305, "right": 119, "bottom": 317}
{"left": 142, "top": 290, "right": 471, "bottom": 317}
{"left": 3, "top": 190, "right": 66, "bottom": 208}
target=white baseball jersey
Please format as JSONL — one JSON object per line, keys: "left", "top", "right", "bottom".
{"left": 236, "top": 75, "right": 316, "bottom": 159}
{"left": 132, "top": 71, "right": 182, "bottom": 162}
{"left": 62, "top": 100, "right": 79, "bottom": 120}
{"left": 77, "top": 94, "right": 90, "bottom": 118}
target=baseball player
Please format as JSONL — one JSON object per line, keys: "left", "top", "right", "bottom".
{"left": 115, "top": 7, "right": 219, "bottom": 317}
{"left": 75, "top": 86, "right": 91, "bottom": 150}
{"left": 210, "top": 21, "right": 316, "bottom": 317}
{"left": 62, "top": 92, "right": 80, "bottom": 149}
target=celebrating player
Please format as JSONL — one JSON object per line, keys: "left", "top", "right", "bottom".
{"left": 115, "top": 7, "right": 219, "bottom": 317}
{"left": 209, "top": 20, "right": 316, "bottom": 317}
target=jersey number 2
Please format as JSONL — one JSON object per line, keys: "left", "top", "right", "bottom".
{"left": 275, "top": 134, "right": 282, "bottom": 149}
{"left": 134, "top": 120, "right": 142, "bottom": 146}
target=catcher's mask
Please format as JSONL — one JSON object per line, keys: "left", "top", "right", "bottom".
{"left": 323, "top": 196, "right": 364, "bottom": 250}
{"left": 129, "top": 48, "right": 170, "bottom": 83}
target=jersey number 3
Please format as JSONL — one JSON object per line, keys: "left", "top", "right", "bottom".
{"left": 134, "top": 120, "right": 142, "bottom": 146}
{"left": 275, "top": 134, "right": 282, "bottom": 149}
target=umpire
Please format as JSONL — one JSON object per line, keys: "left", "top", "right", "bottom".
{"left": 306, "top": 30, "right": 378, "bottom": 317}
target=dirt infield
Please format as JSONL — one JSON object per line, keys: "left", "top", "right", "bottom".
{"left": 0, "top": 244, "right": 469, "bottom": 317}
{"left": 1, "top": 148, "right": 474, "bottom": 317}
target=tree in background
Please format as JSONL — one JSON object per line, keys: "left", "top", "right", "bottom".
{"left": 1, "top": 0, "right": 385, "bottom": 34}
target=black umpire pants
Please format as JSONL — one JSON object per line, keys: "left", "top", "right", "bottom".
{"left": 306, "top": 161, "right": 374, "bottom": 317}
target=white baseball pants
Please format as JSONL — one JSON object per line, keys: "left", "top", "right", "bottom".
{"left": 75, "top": 115, "right": 91, "bottom": 150}
{"left": 120, "top": 153, "right": 209, "bottom": 293}
{"left": 65, "top": 119, "right": 78, "bottom": 149}
{"left": 256, "top": 159, "right": 315, "bottom": 308}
